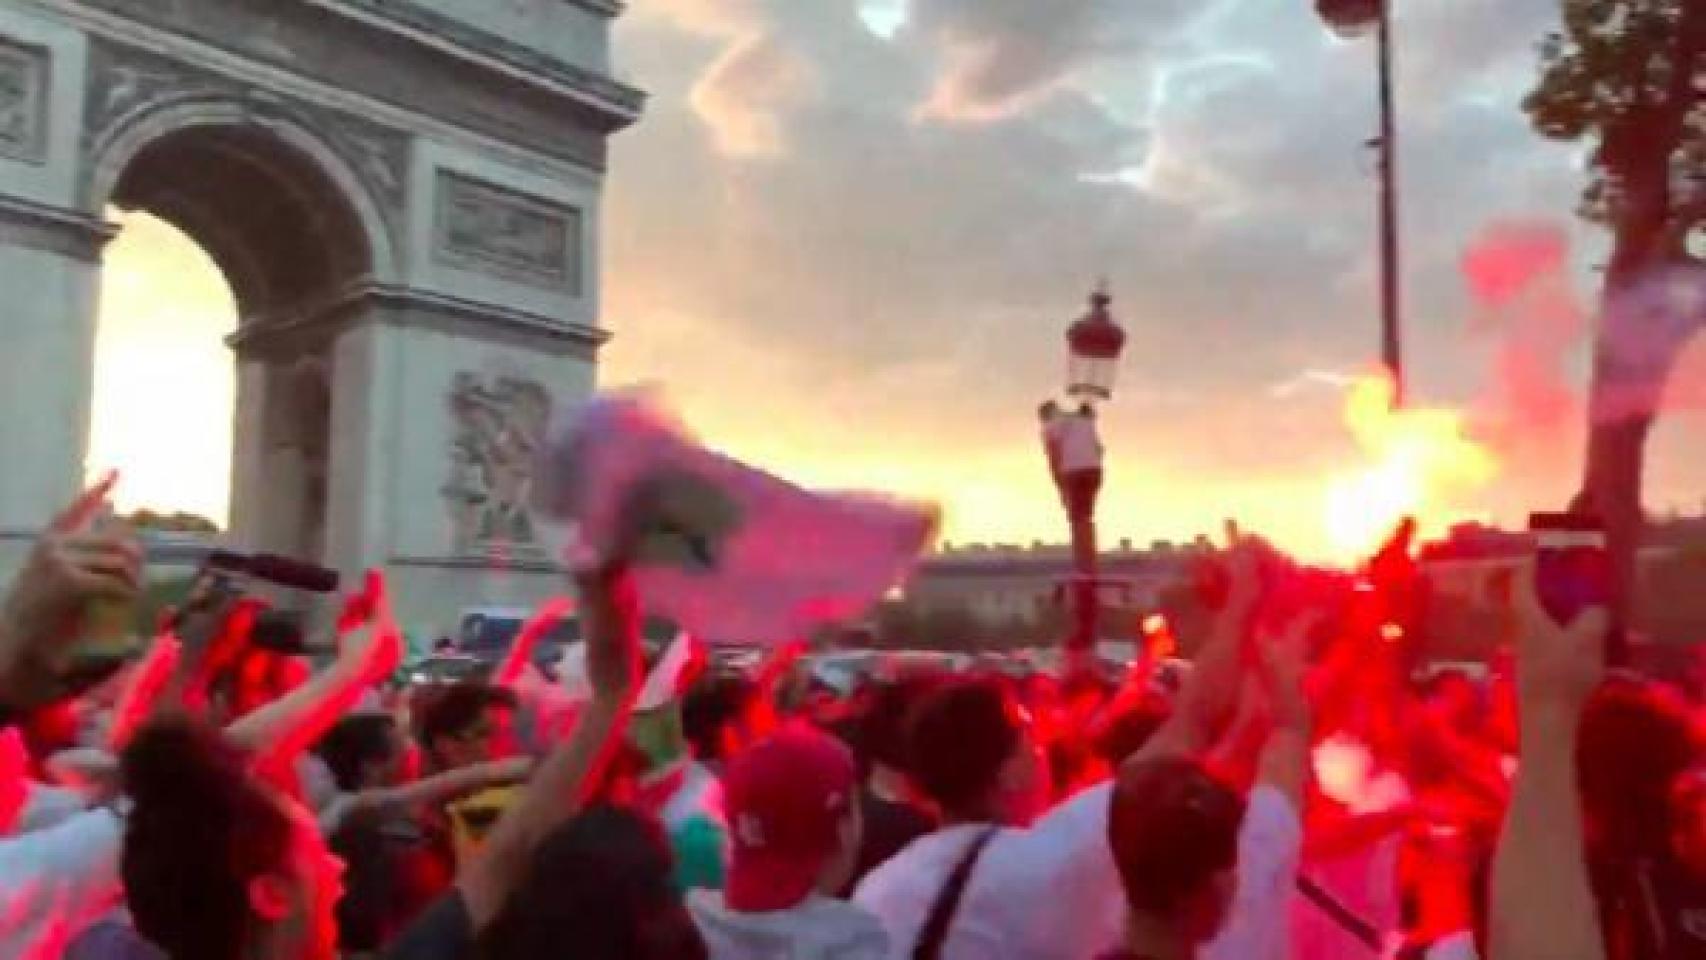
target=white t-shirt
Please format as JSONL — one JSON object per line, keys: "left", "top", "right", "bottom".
{"left": 1205, "top": 786, "right": 1305, "bottom": 960}
{"left": 0, "top": 807, "right": 125, "bottom": 960}
{"left": 1048, "top": 415, "right": 1103, "bottom": 473}
{"left": 854, "top": 783, "right": 1300, "bottom": 960}
{"left": 688, "top": 891, "right": 890, "bottom": 960}
{"left": 15, "top": 782, "right": 89, "bottom": 835}
{"left": 1290, "top": 834, "right": 1402, "bottom": 960}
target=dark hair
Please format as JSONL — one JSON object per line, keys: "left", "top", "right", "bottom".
{"left": 1108, "top": 758, "right": 1244, "bottom": 916}
{"left": 121, "top": 717, "right": 294, "bottom": 960}
{"left": 479, "top": 804, "right": 706, "bottom": 960}
{"left": 861, "top": 675, "right": 940, "bottom": 773}
{"left": 1093, "top": 697, "right": 1171, "bottom": 767}
{"left": 1578, "top": 679, "right": 1703, "bottom": 863}
{"left": 249, "top": 609, "right": 306, "bottom": 655}
{"left": 316, "top": 714, "right": 400, "bottom": 792}
{"left": 681, "top": 674, "right": 757, "bottom": 763}
{"left": 907, "top": 678, "right": 1021, "bottom": 818}
{"left": 416, "top": 681, "right": 517, "bottom": 754}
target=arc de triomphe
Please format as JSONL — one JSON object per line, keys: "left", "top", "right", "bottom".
{"left": 0, "top": 0, "right": 642, "bottom": 632}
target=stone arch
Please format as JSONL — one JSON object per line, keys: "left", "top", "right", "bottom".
{"left": 0, "top": 1, "right": 638, "bottom": 632}
{"left": 84, "top": 97, "right": 401, "bottom": 319}
{"left": 82, "top": 99, "right": 407, "bottom": 563}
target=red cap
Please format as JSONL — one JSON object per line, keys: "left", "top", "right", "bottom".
{"left": 723, "top": 723, "right": 857, "bottom": 912}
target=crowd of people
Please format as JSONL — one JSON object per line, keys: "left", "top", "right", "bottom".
{"left": 0, "top": 477, "right": 1690, "bottom": 960}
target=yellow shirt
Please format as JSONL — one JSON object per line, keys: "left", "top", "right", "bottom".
{"left": 446, "top": 785, "right": 520, "bottom": 865}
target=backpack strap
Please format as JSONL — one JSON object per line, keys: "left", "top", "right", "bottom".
{"left": 913, "top": 826, "right": 1000, "bottom": 960}
{"left": 1297, "top": 873, "right": 1384, "bottom": 952}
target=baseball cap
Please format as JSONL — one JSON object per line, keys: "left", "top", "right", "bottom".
{"left": 723, "top": 723, "right": 857, "bottom": 912}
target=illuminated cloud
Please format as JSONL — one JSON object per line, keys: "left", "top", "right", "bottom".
{"left": 907, "top": 0, "right": 1198, "bottom": 122}
{"left": 91, "top": 0, "right": 1706, "bottom": 552}
{"left": 689, "top": 34, "right": 821, "bottom": 159}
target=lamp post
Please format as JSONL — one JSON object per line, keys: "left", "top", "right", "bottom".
{"left": 1316, "top": 0, "right": 1403, "bottom": 405}
{"left": 1051, "top": 283, "right": 1126, "bottom": 667}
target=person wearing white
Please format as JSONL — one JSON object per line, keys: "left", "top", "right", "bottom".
{"left": 857, "top": 554, "right": 1308, "bottom": 960}
{"left": 688, "top": 724, "right": 889, "bottom": 960}
{"left": 689, "top": 892, "right": 890, "bottom": 960}
{"left": 0, "top": 806, "right": 125, "bottom": 960}
{"left": 854, "top": 780, "right": 1300, "bottom": 960}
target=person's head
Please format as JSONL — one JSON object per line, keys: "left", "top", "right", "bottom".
{"left": 480, "top": 804, "right": 706, "bottom": 960}
{"left": 1578, "top": 678, "right": 1703, "bottom": 861}
{"left": 681, "top": 674, "right": 762, "bottom": 765}
{"left": 908, "top": 677, "right": 1049, "bottom": 826}
{"left": 1109, "top": 758, "right": 1245, "bottom": 946}
{"left": 1037, "top": 401, "right": 1060, "bottom": 423}
{"left": 859, "top": 674, "right": 939, "bottom": 777}
{"left": 722, "top": 723, "right": 862, "bottom": 911}
{"left": 122, "top": 718, "right": 343, "bottom": 960}
{"left": 316, "top": 714, "right": 404, "bottom": 792}
{"left": 1093, "top": 696, "right": 1171, "bottom": 767}
{"left": 417, "top": 681, "right": 519, "bottom": 771}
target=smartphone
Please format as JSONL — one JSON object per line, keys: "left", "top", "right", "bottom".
{"left": 1528, "top": 512, "right": 1610, "bottom": 629}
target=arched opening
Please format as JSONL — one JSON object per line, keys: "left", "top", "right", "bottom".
{"left": 90, "top": 119, "right": 380, "bottom": 564}
{"left": 91, "top": 211, "right": 237, "bottom": 527}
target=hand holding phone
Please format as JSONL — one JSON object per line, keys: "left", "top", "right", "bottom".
{"left": 1527, "top": 513, "right": 1610, "bottom": 629}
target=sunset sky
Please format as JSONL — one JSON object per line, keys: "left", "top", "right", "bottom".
{"left": 91, "top": 0, "right": 1706, "bottom": 564}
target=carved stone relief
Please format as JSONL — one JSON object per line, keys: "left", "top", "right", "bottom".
{"left": 443, "top": 372, "right": 553, "bottom": 556}
{"left": 435, "top": 171, "right": 582, "bottom": 293}
{"left": 81, "top": 39, "right": 410, "bottom": 239}
{"left": 0, "top": 37, "right": 48, "bottom": 164}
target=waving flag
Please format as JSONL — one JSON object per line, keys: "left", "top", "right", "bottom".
{"left": 533, "top": 389, "right": 938, "bottom": 644}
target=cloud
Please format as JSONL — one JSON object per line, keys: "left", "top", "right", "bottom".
{"left": 601, "top": 0, "right": 1706, "bottom": 551}
{"left": 906, "top": 0, "right": 1201, "bottom": 121}
{"left": 689, "top": 34, "right": 821, "bottom": 158}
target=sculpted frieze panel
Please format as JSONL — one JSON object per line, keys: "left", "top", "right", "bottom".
{"left": 0, "top": 37, "right": 48, "bottom": 164}
{"left": 443, "top": 371, "right": 553, "bottom": 556}
{"left": 435, "top": 171, "right": 582, "bottom": 293}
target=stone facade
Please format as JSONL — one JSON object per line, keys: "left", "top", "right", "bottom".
{"left": 0, "top": 0, "right": 642, "bottom": 635}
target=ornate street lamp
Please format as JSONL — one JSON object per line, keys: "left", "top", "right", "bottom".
{"left": 1315, "top": 0, "right": 1383, "bottom": 36}
{"left": 1050, "top": 284, "right": 1126, "bottom": 670}
{"left": 1065, "top": 283, "right": 1128, "bottom": 403}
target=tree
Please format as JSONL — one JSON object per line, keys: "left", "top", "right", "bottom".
{"left": 126, "top": 509, "right": 221, "bottom": 534}
{"left": 1523, "top": 0, "right": 1706, "bottom": 632}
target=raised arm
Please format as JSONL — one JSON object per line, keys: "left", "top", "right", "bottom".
{"left": 492, "top": 597, "right": 575, "bottom": 690}
{"left": 106, "top": 633, "right": 182, "bottom": 751}
{"left": 457, "top": 562, "right": 641, "bottom": 928}
{"left": 226, "top": 572, "right": 402, "bottom": 778}
{"left": 1128, "top": 540, "right": 1263, "bottom": 765}
{"left": 1252, "top": 612, "right": 1314, "bottom": 809}
{"left": 336, "top": 756, "right": 535, "bottom": 828}
{"left": 1488, "top": 569, "right": 1606, "bottom": 960}
{"left": 0, "top": 478, "right": 141, "bottom": 721}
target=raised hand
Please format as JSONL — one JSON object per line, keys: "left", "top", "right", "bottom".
{"left": 339, "top": 570, "right": 403, "bottom": 686}
{"left": 1512, "top": 562, "right": 1607, "bottom": 712}
{"left": 0, "top": 478, "right": 143, "bottom": 712}
{"left": 1257, "top": 610, "right": 1317, "bottom": 736}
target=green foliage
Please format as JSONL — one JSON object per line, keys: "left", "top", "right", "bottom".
{"left": 1523, "top": 0, "right": 1704, "bottom": 230}
{"left": 126, "top": 509, "right": 221, "bottom": 534}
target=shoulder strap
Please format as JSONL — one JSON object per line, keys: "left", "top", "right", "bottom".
{"left": 1296, "top": 874, "right": 1383, "bottom": 952}
{"left": 912, "top": 827, "right": 1000, "bottom": 960}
